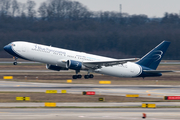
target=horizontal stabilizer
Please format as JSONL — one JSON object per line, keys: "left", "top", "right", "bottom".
{"left": 143, "top": 70, "right": 175, "bottom": 73}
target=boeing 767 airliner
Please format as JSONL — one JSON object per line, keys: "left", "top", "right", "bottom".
{"left": 4, "top": 41, "right": 174, "bottom": 79}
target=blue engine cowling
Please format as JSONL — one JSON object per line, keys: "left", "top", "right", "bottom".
{"left": 66, "top": 60, "right": 83, "bottom": 70}
{"left": 46, "top": 64, "right": 68, "bottom": 71}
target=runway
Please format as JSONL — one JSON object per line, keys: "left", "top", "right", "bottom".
{"left": 0, "top": 81, "right": 180, "bottom": 98}
{"left": 0, "top": 108, "right": 180, "bottom": 120}
{"left": 0, "top": 102, "right": 180, "bottom": 107}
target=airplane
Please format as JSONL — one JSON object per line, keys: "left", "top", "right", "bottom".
{"left": 4, "top": 40, "right": 174, "bottom": 79}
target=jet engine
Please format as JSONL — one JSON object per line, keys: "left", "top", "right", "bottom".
{"left": 46, "top": 64, "right": 68, "bottom": 71}
{"left": 66, "top": 60, "right": 86, "bottom": 70}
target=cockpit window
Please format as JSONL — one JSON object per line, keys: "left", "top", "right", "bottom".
{"left": 8, "top": 43, "right": 15, "bottom": 46}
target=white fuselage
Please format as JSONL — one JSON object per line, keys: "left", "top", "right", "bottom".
{"left": 10, "top": 41, "right": 142, "bottom": 77}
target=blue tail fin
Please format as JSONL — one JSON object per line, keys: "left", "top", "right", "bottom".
{"left": 136, "top": 41, "right": 170, "bottom": 70}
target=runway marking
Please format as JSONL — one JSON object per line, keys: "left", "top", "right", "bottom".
{"left": 94, "top": 87, "right": 180, "bottom": 98}
{"left": 146, "top": 88, "right": 179, "bottom": 95}
{"left": 94, "top": 88, "right": 151, "bottom": 94}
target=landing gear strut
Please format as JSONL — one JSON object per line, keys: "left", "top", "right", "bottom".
{"left": 72, "top": 70, "right": 82, "bottom": 79}
{"left": 13, "top": 57, "right": 18, "bottom": 65}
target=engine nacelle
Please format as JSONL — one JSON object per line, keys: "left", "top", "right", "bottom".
{"left": 66, "top": 60, "right": 86, "bottom": 70}
{"left": 46, "top": 64, "right": 68, "bottom": 71}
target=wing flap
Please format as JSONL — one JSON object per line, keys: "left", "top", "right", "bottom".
{"left": 83, "top": 58, "right": 139, "bottom": 69}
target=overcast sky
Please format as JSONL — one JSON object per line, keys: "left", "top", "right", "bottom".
{"left": 18, "top": 0, "right": 180, "bottom": 17}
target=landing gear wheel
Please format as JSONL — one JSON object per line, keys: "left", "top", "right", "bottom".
{"left": 84, "top": 75, "right": 89, "bottom": 79}
{"left": 72, "top": 75, "right": 77, "bottom": 79}
{"left": 89, "top": 74, "right": 94, "bottom": 78}
{"left": 13, "top": 62, "right": 17, "bottom": 65}
{"left": 77, "top": 75, "right": 82, "bottom": 78}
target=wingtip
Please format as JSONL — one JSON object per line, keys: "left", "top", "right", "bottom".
{"left": 163, "top": 40, "right": 171, "bottom": 43}
{"left": 134, "top": 58, "right": 140, "bottom": 61}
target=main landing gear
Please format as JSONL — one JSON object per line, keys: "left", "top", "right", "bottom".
{"left": 72, "top": 70, "right": 94, "bottom": 79}
{"left": 84, "top": 74, "right": 94, "bottom": 79}
{"left": 72, "top": 70, "right": 82, "bottom": 79}
{"left": 72, "top": 74, "right": 82, "bottom": 79}
{"left": 13, "top": 57, "right": 18, "bottom": 65}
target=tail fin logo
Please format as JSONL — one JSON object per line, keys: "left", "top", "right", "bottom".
{"left": 153, "top": 50, "right": 163, "bottom": 62}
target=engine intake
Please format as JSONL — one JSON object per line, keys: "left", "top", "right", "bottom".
{"left": 46, "top": 64, "right": 68, "bottom": 71}
{"left": 66, "top": 60, "right": 85, "bottom": 70}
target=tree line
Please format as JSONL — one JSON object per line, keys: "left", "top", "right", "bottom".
{"left": 0, "top": 0, "right": 180, "bottom": 59}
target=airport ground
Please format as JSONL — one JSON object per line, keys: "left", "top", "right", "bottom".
{"left": 0, "top": 91, "right": 164, "bottom": 103}
{"left": 0, "top": 108, "right": 180, "bottom": 120}
{"left": 0, "top": 59, "right": 180, "bottom": 85}
{"left": 0, "top": 58, "right": 180, "bottom": 85}
{"left": 1, "top": 58, "right": 180, "bottom": 119}
{"left": 0, "top": 59, "right": 180, "bottom": 102}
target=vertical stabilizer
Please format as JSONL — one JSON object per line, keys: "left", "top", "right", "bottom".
{"left": 136, "top": 41, "right": 170, "bottom": 70}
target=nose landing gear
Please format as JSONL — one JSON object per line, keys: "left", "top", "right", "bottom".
{"left": 13, "top": 62, "right": 17, "bottom": 65}
{"left": 13, "top": 57, "right": 18, "bottom": 65}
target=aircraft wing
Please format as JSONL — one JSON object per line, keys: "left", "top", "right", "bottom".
{"left": 83, "top": 58, "right": 139, "bottom": 69}
{"left": 143, "top": 70, "right": 175, "bottom": 73}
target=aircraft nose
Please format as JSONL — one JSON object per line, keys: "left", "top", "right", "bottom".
{"left": 4, "top": 45, "right": 11, "bottom": 53}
